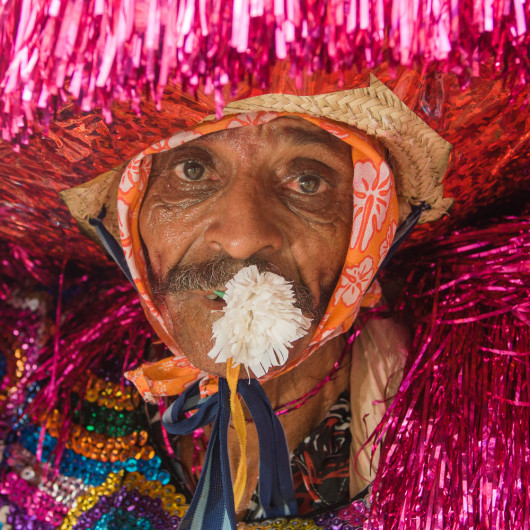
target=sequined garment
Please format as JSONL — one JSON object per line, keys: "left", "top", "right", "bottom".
{"left": 0, "top": 349, "right": 369, "bottom": 529}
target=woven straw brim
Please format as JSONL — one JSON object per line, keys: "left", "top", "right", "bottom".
{"left": 221, "top": 74, "right": 453, "bottom": 224}
{"left": 60, "top": 163, "right": 126, "bottom": 251}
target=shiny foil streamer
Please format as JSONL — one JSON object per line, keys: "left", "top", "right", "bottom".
{"left": 0, "top": 0, "right": 528, "bottom": 144}
{"left": 369, "top": 216, "right": 530, "bottom": 528}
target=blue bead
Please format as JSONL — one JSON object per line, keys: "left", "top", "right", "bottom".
{"left": 157, "top": 470, "right": 171, "bottom": 485}
{"left": 124, "top": 458, "right": 138, "bottom": 472}
{"left": 144, "top": 468, "right": 158, "bottom": 481}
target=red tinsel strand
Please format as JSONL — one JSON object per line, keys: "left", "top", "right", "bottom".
{"left": 369, "top": 217, "right": 530, "bottom": 528}
{"left": 48, "top": 257, "right": 66, "bottom": 404}
{"left": 0, "top": 0, "right": 528, "bottom": 145}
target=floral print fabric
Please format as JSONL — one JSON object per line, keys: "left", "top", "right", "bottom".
{"left": 291, "top": 391, "right": 352, "bottom": 514}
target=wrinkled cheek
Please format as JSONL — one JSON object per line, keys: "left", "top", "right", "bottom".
{"left": 162, "top": 297, "right": 218, "bottom": 354}
{"left": 154, "top": 297, "right": 174, "bottom": 335}
{"left": 320, "top": 271, "right": 342, "bottom": 310}
{"left": 156, "top": 296, "right": 190, "bottom": 345}
{"left": 294, "top": 251, "right": 344, "bottom": 316}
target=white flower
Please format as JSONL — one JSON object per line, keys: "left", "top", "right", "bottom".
{"left": 207, "top": 265, "right": 312, "bottom": 378}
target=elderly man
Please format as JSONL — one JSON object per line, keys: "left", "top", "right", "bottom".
{"left": 62, "top": 77, "right": 451, "bottom": 528}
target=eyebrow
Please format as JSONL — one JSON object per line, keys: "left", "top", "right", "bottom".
{"left": 150, "top": 121, "right": 349, "bottom": 176}
{"left": 278, "top": 125, "right": 349, "bottom": 154}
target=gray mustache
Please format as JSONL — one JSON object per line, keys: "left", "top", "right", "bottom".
{"left": 149, "top": 255, "right": 319, "bottom": 318}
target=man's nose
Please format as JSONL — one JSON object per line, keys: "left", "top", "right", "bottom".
{"left": 203, "top": 180, "right": 284, "bottom": 259}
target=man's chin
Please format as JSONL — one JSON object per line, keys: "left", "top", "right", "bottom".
{"left": 169, "top": 319, "right": 318, "bottom": 380}
{"left": 178, "top": 341, "right": 312, "bottom": 380}
{"left": 181, "top": 353, "right": 265, "bottom": 379}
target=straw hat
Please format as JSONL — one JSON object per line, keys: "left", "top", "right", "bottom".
{"left": 61, "top": 74, "right": 452, "bottom": 247}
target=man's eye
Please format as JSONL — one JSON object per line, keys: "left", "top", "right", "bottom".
{"left": 297, "top": 174, "right": 323, "bottom": 194}
{"left": 175, "top": 160, "right": 206, "bottom": 181}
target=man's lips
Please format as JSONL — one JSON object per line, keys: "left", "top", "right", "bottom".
{"left": 204, "top": 291, "right": 223, "bottom": 300}
{"left": 184, "top": 289, "right": 227, "bottom": 309}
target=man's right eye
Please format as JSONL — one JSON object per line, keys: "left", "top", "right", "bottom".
{"left": 174, "top": 160, "right": 206, "bottom": 181}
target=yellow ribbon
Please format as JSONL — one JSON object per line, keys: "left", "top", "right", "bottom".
{"left": 226, "top": 359, "right": 248, "bottom": 511}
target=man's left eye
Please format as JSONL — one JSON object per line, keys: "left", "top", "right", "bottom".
{"left": 174, "top": 160, "right": 206, "bottom": 181}
{"left": 297, "top": 174, "right": 325, "bottom": 194}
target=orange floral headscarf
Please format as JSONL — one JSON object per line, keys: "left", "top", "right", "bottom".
{"left": 122, "top": 111, "right": 398, "bottom": 402}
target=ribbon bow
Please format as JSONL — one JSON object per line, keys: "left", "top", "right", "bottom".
{"left": 162, "top": 378, "right": 298, "bottom": 529}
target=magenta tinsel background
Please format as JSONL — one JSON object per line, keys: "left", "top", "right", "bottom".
{"left": 1, "top": 0, "right": 528, "bottom": 145}
{"left": 371, "top": 217, "right": 530, "bottom": 527}
{"left": 0, "top": 1, "right": 529, "bottom": 528}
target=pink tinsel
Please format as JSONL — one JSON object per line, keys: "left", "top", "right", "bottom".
{"left": 0, "top": 0, "right": 528, "bottom": 144}
{"left": 369, "top": 217, "right": 530, "bottom": 528}
{"left": 1, "top": 242, "right": 153, "bottom": 469}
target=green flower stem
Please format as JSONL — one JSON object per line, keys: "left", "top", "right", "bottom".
{"left": 214, "top": 290, "right": 226, "bottom": 299}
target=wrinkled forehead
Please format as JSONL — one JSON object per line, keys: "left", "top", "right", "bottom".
{"left": 149, "top": 115, "right": 385, "bottom": 176}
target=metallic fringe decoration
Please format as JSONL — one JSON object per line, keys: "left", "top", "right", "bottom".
{"left": 370, "top": 217, "right": 530, "bottom": 528}
{"left": 0, "top": 0, "right": 528, "bottom": 145}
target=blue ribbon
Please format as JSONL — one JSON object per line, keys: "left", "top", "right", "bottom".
{"left": 89, "top": 208, "right": 135, "bottom": 285}
{"left": 368, "top": 202, "right": 427, "bottom": 288}
{"left": 162, "top": 378, "right": 298, "bottom": 529}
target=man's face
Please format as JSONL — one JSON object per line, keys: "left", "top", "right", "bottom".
{"left": 139, "top": 117, "right": 354, "bottom": 377}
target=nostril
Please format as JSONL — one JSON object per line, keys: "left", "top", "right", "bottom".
{"left": 204, "top": 216, "right": 283, "bottom": 259}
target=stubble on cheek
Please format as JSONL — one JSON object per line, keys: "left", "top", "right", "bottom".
{"left": 160, "top": 294, "right": 223, "bottom": 369}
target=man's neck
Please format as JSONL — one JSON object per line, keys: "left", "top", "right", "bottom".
{"left": 262, "top": 334, "right": 351, "bottom": 451}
